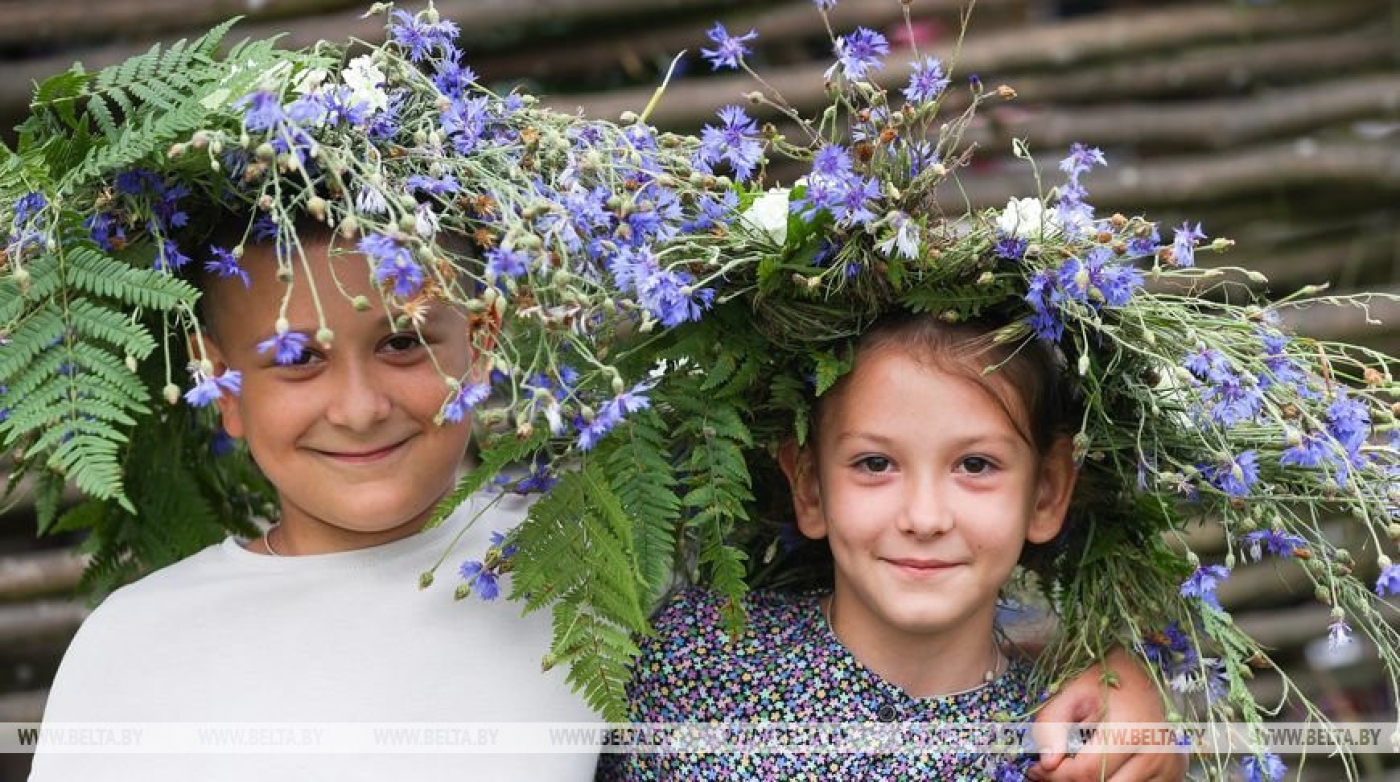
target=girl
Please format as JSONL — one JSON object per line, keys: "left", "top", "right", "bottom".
{"left": 601, "top": 314, "right": 1098, "bottom": 780}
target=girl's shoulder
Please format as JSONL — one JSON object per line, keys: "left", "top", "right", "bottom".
{"left": 626, "top": 588, "right": 825, "bottom": 722}
{"left": 649, "top": 586, "right": 818, "bottom": 646}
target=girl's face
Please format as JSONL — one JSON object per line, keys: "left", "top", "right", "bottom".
{"left": 780, "top": 344, "right": 1076, "bottom": 649}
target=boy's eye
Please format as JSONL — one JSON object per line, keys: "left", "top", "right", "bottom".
{"left": 855, "top": 456, "right": 892, "bottom": 474}
{"left": 958, "top": 456, "right": 994, "bottom": 474}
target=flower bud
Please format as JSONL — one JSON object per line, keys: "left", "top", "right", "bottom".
{"left": 164, "top": 383, "right": 182, "bottom": 405}
{"left": 125, "top": 355, "right": 138, "bottom": 373}
{"left": 339, "top": 216, "right": 359, "bottom": 239}
{"left": 167, "top": 143, "right": 186, "bottom": 158}
{"left": 316, "top": 327, "right": 334, "bottom": 348}
{"left": 210, "top": 138, "right": 224, "bottom": 155}
{"left": 619, "top": 110, "right": 638, "bottom": 124}
{"left": 1379, "top": 554, "right": 1393, "bottom": 569}
{"left": 1077, "top": 354, "right": 1090, "bottom": 376}
{"left": 12, "top": 267, "right": 30, "bottom": 287}
{"left": 255, "top": 142, "right": 276, "bottom": 163}
{"left": 306, "top": 196, "right": 328, "bottom": 221}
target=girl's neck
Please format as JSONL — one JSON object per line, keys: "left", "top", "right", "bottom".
{"left": 823, "top": 592, "right": 1001, "bottom": 699}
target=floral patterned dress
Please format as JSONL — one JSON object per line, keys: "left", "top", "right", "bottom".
{"left": 597, "top": 588, "right": 1034, "bottom": 781}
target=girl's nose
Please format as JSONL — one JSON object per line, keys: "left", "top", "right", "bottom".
{"left": 325, "top": 361, "right": 392, "bottom": 431}
{"left": 896, "top": 476, "right": 954, "bottom": 538}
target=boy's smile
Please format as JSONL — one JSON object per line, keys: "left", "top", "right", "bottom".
{"left": 199, "top": 231, "right": 475, "bottom": 554}
{"left": 781, "top": 342, "right": 1076, "bottom": 696}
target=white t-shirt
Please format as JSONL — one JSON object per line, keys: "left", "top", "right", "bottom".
{"left": 30, "top": 492, "right": 600, "bottom": 781}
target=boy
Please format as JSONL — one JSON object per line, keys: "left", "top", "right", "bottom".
{"left": 29, "top": 227, "right": 601, "bottom": 781}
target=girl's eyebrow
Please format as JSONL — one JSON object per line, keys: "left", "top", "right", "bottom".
{"left": 835, "top": 431, "right": 1023, "bottom": 451}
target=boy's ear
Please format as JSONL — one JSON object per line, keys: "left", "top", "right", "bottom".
{"left": 191, "top": 332, "right": 245, "bottom": 440}
{"left": 1027, "top": 435, "right": 1077, "bottom": 544}
{"left": 777, "top": 440, "right": 828, "bottom": 540}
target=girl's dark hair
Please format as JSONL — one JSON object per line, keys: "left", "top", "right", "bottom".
{"left": 814, "top": 313, "right": 1079, "bottom": 457}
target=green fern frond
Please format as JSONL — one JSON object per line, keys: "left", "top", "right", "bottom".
{"left": 509, "top": 463, "right": 649, "bottom": 720}
{"left": 425, "top": 427, "right": 548, "bottom": 530}
{"left": 900, "top": 278, "right": 1017, "bottom": 319}
{"left": 66, "top": 297, "right": 158, "bottom": 358}
{"left": 64, "top": 245, "right": 198, "bottom": 310}
{"left": 599, "top": 409, "right": 680, "bottom": 604}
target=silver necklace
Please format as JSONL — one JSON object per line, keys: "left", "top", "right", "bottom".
{"left": 263, "top": 525, "right": 283, "bottom": 557}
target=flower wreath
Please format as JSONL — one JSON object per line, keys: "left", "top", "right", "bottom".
{"left": 2, "top": 3, "right": 1397, "bottom": 774}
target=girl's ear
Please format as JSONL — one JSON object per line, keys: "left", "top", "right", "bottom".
{"left": 192, "top": 332, "right": 245, "bottom": 440}
{"left": 1027, "top": 435, "right": 1077, "bottom": 544}
{"left": 778, "top": 440, "right": 828, "bottom": 540}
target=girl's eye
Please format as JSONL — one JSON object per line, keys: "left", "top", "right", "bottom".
{"left": 855, "top": 456, "right": 893, "bottom": 474}
{"left": 383, "top": 333, "right": 425, "bottom": 353}
{"left": 958, "top": 456, "right": 994, "bottom": 475}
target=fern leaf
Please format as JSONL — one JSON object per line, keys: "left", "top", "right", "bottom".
{"left": 85, "top": 94, "right": 118, "bottom": 140}
{"left": 67, "top": 297, "right": 157, "bottom": 358}
{"left": 425, "top": 427, "right": 548, "bottom": 529}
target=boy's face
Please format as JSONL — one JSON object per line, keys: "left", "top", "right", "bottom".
{"left": 200, "top": 233, "right": 474, "bottom": 552}
{"left": 779, "top": 344, "right": 1075, "bottom": 650}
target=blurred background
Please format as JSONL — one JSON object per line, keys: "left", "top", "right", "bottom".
{"left": 1, "top": 0, "right": 1397, "bottom": 779}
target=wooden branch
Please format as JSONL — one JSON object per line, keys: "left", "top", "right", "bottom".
{"left": 556, "top": 2, "right": 1386, "bottom": 126}
{"left": 0, "top": 690, "right": 47, "bottom": 723}
{"left": 470, "top": 0, "right": 1028, "bottom": 83}
{"left": 0, "top": 600, "right": 87, "bottom": 651}
{"left": 947, "top": 141, "right": 1400, "bottom": 212}
{"left": 966, "top": 74, "right": 1400, "bottom": 152}
{"left": 0, "top": 0, "right": 362, "bottom": 48}
{"left": 0, "top": 550, "right": 86, "bottom": 603}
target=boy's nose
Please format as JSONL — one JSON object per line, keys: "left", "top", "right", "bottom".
{"left": 325, "top": 362, "right": 393, "bottom": 431}
{"left": 897, "top": 477, "right": 954, "bottom": 538}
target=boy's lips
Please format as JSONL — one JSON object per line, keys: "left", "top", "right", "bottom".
{"left": 311, "top": 437, "right": 413, "bottom": 463}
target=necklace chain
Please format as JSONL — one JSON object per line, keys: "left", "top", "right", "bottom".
{"left": 263, "top": 525, "right": 283, "bottom": 557}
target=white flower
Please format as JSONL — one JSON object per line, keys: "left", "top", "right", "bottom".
{"left": 741, "top": 188, "right": 790, "bottom": 246}
{"left": 997, "top": 197, "right": 1060, "bottom": 240}
{"left": 293, "top": 68, "right": 329, "bottom": 94}
{"left": 341, "top": 55, "right": 388, "bottom": 113}
{"left": 543, "top": 401, "right": 565, "bottom": 435}
{"left": 356, "top": 186, "right": 388, "bottom": 215}
{"left": 875, "top": 211, "right": 920, "bottom": 259}
{"left": 414, "top": 203, "right": 439, "bottom": 238}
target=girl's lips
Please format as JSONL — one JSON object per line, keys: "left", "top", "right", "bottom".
{"left": 883, "top": 557, "right": 960, "bottom": 577}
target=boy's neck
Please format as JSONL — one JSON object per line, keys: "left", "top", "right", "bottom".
{"left": 256, "top": 513, "right": 430, "bottom": 556}
{"left": 823, "top": 593, "right": 1001, "bottom": 699}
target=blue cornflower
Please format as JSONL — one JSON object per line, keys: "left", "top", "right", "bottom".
{"left": 210, "top": 428, "right": 236, "bottom": 457}
{"left": 812, "top": 144, "right": 853, "bottom": 179}
{"left": 1239, "top": 753, "right": 1286, "bottom": 782}
{"left": 389, "top": 9, "right": 460, "bottom": 62}
{"left": 432, "top": 57, "right": 478, "bottom": 98}
{"left": 359, "top": 233, "right": 424, "bottom": 299}
{"left": 443, "top": 382, "right": 491, "bottom": 424}
{"left": 155, "top": 240, "right": 192, "bottom": 272}
{"left": 1241, "top": 529, "right": 1306, "bottom": 562}
{"left": 251, "top": 215, "right": 279, "bottom": 243}
{"left": 701, "top": 23, "right": 757, "bottom": 71}
{"left": 323, "top": 86, "right": 371, "bottom": 127}
{"left": 1059, "top": 143, "right": 1107, "bottom": 179}
{"left": 457, "top": 560, "right": 500, "bottom": 600}
{"left": 1280, "top": 431, "right": 1330, "bottom": 469}
{"left": 184, "top": 370, "right": 242, "bottom": 408}
{"left": 205, "top": 246, "right": 251, "bottom": 288}
{"left": 1201, "top": 371, "right": 1265, "bottom": 428}
{"left": 1326, "top": 393, "right": 1370, "bottom": 454}
{"left": 489, "top": 529, "right": 519, "bottom": 560}
{"left": 826, "top": 27, "right": 889, "bottom": 82}
{"left": 994, "top": 234, "right": 1027, "bottom": 260}
{"left": 575, "top": 382, "right": 653, "bottom": 452}
{"left": 114, "top": 169, "right": 160, "bottom": 196}
{"left": 484, "top": 247, "right": 530, "bottom": 281}
{"left": 13, "top": 192, "right": 46, "bottom": 225}
{"left": 1125, "top": 224, "right": 1161, "bottom": 258}
{"left": 683, "top": 191, "right": 739, "bottom": 233}
{"left": 406, "top": 174, "right": 460, "bottom": 195}
{"left": 1183, "top": 346, "right": 1229, "bottom": 383}
{"left": 638, "top": 268, "right": 714, "bottom": 327}
{"left": 1257, "top": 330, "right": 1313, "bottom": 396}
{"left": 285, "top": 93, "right": 327, "bottom": 125}
{"left": 511, "top": 460, "right": 558, "bottom": 494}
{"left": 85, "top": 212, "right": 126, "bottom": 251}
{"left": 441, "top": 94, "right": 491, "bottom": 154}
{"left": 695, "top": 105, "right": 764, "bottom": 182}
{"left": 1138, "top": 621, "right": 1199, "bottom": 678}
{"left": 903, "top": 56, "right": 949, "bottom": 104}
{"left": 1180, "top": 564, "right": 1231, "bottom": 610}
{"left": 1376, "top": 563, "right": 1400, "bottom": 597}
{"left": 237, "top": 91, "right": 285, "bottom": 132}
{"left": 1024, "top": 270, "right": 1065, "bottom": 342}
{"left": 366, "top": 92, "right": 404, "bottom": 140}
{"left": 834, "top": 176, "right": 881, "bottom": 227}
{"left": 257, "top": 331, "right": 310, "bottom": 366}
{"left": 1172, "top": 222, "right": 1207, "bottom": 268}
{"left": 1201, "top": 450, "right": 1259, "bottom": 497}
